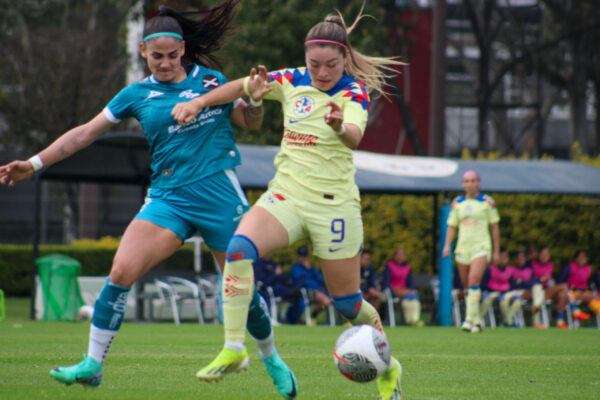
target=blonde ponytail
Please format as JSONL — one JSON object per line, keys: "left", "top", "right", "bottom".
{"left": 304, "top": 4, "right": 404, "bottom": 97}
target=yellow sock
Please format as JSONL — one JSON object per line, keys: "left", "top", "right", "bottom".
{"left": 222, "top": 259, "right": 254, "bottom": 344}
{"left": 499, "top": 293, "right": 513, "bottom": 324}
{"left": 467, "top": 288, "right": 482, "bottom": 324}
{"left": 351, "top": 299, "right": 385, "bottom": 335}
{"left": 532, "top": 284, "right": 544, "bottom": 308}
{"left": 401, "top": 299, "right": 421, "bottom": 323}
{"left": 507, "top": 299, "right": 522, "bottom": 325}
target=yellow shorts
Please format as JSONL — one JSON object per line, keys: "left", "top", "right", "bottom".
{"left": 454, "top": 243, "right": 491, "bottom": 265}
{"left": 255, "top": 183, "right": 363, "bottom": 260}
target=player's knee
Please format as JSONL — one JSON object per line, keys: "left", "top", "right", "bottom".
{"left": 333, "top": 292, "right": 363, "bottom": 320}
{"left": 402, "top": 293, "right": 418, "bottom": 301}
{"left": 226, "top": 234, "right": 258, "bottom": 262}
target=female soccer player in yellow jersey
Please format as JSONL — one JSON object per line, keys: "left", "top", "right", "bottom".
{"left": 442, "top": 170, "right": 501, "bottom": 333}
{"left": 171, "top": 8, "right": 404, "bottom": 400}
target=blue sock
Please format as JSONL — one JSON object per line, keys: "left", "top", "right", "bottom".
{"left": 246, "top": 287, "right": 272, "bottom": 340}
{"left": 557, "top": 312, "right": 565, "bottom": 319}
{"left": 92, "top": 278, "right": 130, "bottom": 331}
{"left": 333, "top": 292, "right": 363, "bottom": 320}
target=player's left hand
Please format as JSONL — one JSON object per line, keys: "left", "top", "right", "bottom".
{"left": 324, "top": 101, "right": 344, "bottom": 132}
{"left": 171, "top": 99, "right": 203, "bottom": 125}
{"left": 246, "top": 65, "right": 272, "bottom": 103}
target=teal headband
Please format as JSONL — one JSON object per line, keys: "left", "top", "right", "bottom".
{"left": 143, "top": 32, "right": 183, "bottom": 42}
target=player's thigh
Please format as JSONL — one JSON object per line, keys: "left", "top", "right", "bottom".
{"left": 110, "top": 219, "right": 182, "bottom": 286}
{"left": 304, "top": 198, "right": 363, "bottom": 260}
{"left": 319, "top": 254, "right": 361, "bottom": 297}
{"left": 456, "top": 263, "right": 470, "bottom": 287}
{"left": 392, "top": 287, "right": 414, "bottom": 298}
{"left": 468, "top": 256, "right": 488, "bottom": 285}
{"left": 236, "top": 203, "right": 294, "bottom": 257}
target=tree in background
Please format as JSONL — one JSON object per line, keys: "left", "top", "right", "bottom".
{"left": 539, "top": 0, "right": 600, "bottom": 156}
{"left": 216, "top": 0, "right": 390, "bottom": 145}
{"left": 0, "top": 0, "right": 136, "bottom": 151}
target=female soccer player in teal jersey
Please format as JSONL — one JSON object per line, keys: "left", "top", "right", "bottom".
{"left": 442, "top": 170, "right": 501, "bottom": 333}
{"left": 171, "top": 8, "right": 405, "bottom": 400}
{"left": 0, "top": 3, "right": 297, "bottom": 398}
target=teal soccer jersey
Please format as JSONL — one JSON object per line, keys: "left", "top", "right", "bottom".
{"left": 103, "top": 64, "right": 240, "bottom": 188}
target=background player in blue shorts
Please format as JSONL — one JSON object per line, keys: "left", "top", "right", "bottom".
{"left": 0, "top": 2, "right": 296, "bottom": 398}
{"left": 172, "top": 6, "right": 405, "bottom": 400}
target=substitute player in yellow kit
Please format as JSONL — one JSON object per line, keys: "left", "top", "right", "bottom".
{"left": 442, "top": 170, "right": 501, "bottom": 333}
{"left": 171, "top": 8, "right": 404, "bottom": 400}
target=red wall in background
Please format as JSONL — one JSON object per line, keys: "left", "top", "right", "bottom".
{"left": 359, "top": 10, "right": 432, "bottom": 155}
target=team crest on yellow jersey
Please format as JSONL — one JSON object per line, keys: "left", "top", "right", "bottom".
{"left": 293, "top": 96, "right": 315, "bottom": 118}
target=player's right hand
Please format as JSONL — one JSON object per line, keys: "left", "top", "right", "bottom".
{"left": 0, "top": 160, "right": 35, "bottom": 187}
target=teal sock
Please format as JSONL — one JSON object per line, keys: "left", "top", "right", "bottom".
{"left": 247, "top": 288, "right": 272, "bottom": 340}
{"left": 92, "top": 278, "right": 130, "bottom": 331}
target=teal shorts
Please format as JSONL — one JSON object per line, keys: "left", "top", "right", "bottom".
{"left": 135, "top": 170, "right": 249, "bottom": 251}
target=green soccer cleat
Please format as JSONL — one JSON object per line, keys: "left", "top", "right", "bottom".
{"left": 377, "top": 357, "right": 402, "bottom": 400}
{"left": 50, "top": 355, "right": 103, "bottom": 387}
{"left": 260, "top": 350, "right": 298, "bottom": 399}
{"left": 196, "top": 347, "right": 249, "bottom": 382}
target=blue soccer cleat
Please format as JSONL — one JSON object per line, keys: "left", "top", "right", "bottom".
{"left": 50, "top": 354, "right": 103, "bottom": 387}
{"left": 260, "top": 349, "right": 298, "bottom": 399}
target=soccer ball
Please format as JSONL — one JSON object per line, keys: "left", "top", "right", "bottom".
{"left": 78, "top": 304, "right": 94, "bottom": 320}
{"left": 333, "top": 324, "right": 390, "bottom": 383}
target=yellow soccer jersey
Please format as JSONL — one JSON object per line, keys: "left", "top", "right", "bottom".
{"left": 260, "top": 67, "right": 369, "bottom": 204}
{"left": 447, "top": 193, "right": 500, "bottom": 248}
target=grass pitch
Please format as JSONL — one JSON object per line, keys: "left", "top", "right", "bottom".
{"left": 1, "top": 298, "right": 599, "bottom": 400}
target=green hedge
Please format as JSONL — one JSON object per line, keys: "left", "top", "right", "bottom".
{"left": 0, "top": 244, "right": 216, "bottom": 296}
{"left": 2, "top": 156, "right": 598, "bottom": 295}
{"left": 245, "top": 190, "right": 599, "bottom": 277}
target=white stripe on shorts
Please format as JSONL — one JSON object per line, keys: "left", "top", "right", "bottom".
{"left": 224, "top": 169, "right": 249, "bottom": 206}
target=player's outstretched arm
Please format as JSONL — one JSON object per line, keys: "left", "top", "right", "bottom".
{"left": 171, "top": 65, "right": 272, "bottom": 126}
{"left": 0, "top": 112, "right": 112, "bottom": 187}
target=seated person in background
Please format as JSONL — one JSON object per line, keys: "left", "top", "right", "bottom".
{"left": 509, "top": 250, "right": 546, "bottom": 328}
{"left": 594, "top": 268, "right": 600, "bottom": 295}
{"left": 453, "top": 266, "right": 465, "bottom": 299}
{"left": 557, "top": 250, "right": 600, "bottom": 319}
{"left": 253, "top": 253, "right": 302, "bottom": 324}
{"left": 360, "top": 250, "right": 385, "bottom": 312}
{"left": 480, "top": 249, "right": 522, "bottom": 327}
{"left": 532, "top": 247, "right": 569, "bottom": 328}
{"left": 289, "top": 246, "right": 332, "bottom": 325}
{"left": 382, "top": 247, "right": 423, "bottom": 326}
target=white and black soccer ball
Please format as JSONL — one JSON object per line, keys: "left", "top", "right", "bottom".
{"left": 333, "top": 324, "right": 391, "bottom": 383}
{"left": 78, "top": 304, "right": 94, "bottom": 320}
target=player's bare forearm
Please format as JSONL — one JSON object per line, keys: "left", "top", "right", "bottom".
{"left": 444, "top": 226, "right": 456, "bottom": 248}
{"left": 195, "top": 78, "right": 245, "bottom": 109}
{"left": 244, "top": 104, "right": 264, "bottom": 131}
{"left": 337, "top": 123, "right": 362, "bottom": 149}
{"left": 38, "top": 113, "right": 110, "bottom": 167}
